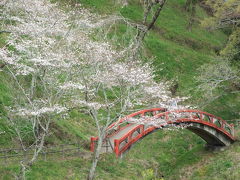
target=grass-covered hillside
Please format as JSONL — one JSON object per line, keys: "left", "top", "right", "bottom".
{"left": 78, "top": 0, "right": 239, "bottom": 120}
{"left": 0, "top": 0, "right": 239, "bottom": 179}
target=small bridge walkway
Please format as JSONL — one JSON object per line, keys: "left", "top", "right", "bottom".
{"left": 90, "top": 108, "right": 235, "bottom": 157}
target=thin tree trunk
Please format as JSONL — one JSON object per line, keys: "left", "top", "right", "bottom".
{"left": 18, "top": 161, "right": 26, "bottom": 180}
{"left": 17, "top": 121, "right": 50, "bottom": 180}
{"left": 135, "top": 0, "right": 167, "bottom": 51}
{"left": 143, "top": 0, "right": 153, "bottom": 24}
{"left": 185, "top": 0, "right": 192, "bottom": 11}
{"left": 146, "top": 0, "right": 166, "bottom": 31}
{"left": 87, "top": 135, "right": 103, "bottom": 180}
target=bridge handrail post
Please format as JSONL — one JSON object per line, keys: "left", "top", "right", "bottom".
{"left": 210, "top": 117, "right": 214, "bottom": 123}
{"left": 165, "top": 112, "right": 169, "bottom": 121}
{"left": 90, "top": 137, "right": 98, "bottom": 152}
{"left": 141, "top": 125, "right": 144, "bottom": 136}
{"left": 128, "top": 133, "right": 132, "bottom": 142}
{"left": 200, "top": 113, "right": 203, "bottom": 120}
{"left": 114, "top": 139, "right": 120, "bottom": 157}
{"left": 230, "top": 123, "right": 235, "bottom": 137}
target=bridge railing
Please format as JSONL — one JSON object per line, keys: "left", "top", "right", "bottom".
{"left": 90, "top": 108, "right": 166, "bottom": 152}
{"left": 107, "top": 108, "right": 166, "bottom": 131}
{"left": 114, "top": 124, "right": 159, "bottom": 156}
{"left": 152, "top": 110, "right": 234, "bottom": 138}
{"left": 114, "top": 124, "right": 145, "bottom": 156}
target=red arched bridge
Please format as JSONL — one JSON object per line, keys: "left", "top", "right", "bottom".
{"left": 90, "top": 108, "right": 235, "bottom": 157}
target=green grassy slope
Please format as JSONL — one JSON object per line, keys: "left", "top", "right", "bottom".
{"left": 1, "top": 130, "right": 239, "bottom": 179}
{"left": 0, "top": 0, "right": 239, "bottom": 179}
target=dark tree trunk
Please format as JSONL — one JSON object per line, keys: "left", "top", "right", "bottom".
{"left": 137, "top": 0, "right": 167, "bottom": 42}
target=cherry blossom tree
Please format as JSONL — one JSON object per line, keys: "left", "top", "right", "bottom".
{"left": 0, "top": 0, "right": 98, "bottom": 178}
{"left": 78, "top": 54, "right": 188, "bottom": 180}
{"left": 1, "top": 0, "right": 188, "bottom": 179}
{"left": 77, "top": 9, "right": 189, "bottom": 180}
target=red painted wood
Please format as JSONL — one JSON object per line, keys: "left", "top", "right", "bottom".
{"left": 90, "top": 137, "right": 98, "bottom": 152}
{"left": 90, "top": 108, "right": 235, "bottom": 157}
{"left": 90, "top": 108, "right": 166, "bottom": 152}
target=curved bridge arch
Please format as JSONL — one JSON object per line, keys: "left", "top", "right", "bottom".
{"left": 90, "top": 108, "right": 235, "bottom": 157}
